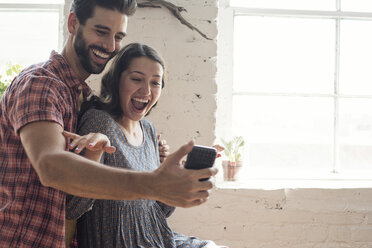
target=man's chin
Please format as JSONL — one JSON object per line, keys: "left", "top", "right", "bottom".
{"left": 85, "top": 62, "right": 106, "bottom": 75}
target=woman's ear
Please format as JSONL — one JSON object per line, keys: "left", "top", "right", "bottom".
{"left": 67, "top": 12, "right": 79, "bottom": 35}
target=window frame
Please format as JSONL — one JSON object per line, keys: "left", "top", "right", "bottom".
{"left": 216, "top": 0, "right": 372, "bottom": 186}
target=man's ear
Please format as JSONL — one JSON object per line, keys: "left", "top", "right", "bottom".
{"left": 67, "top": 12, "right": 79, "bottom": 35}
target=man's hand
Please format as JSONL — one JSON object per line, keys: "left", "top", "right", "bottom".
{"left": 150, "top": 140, "right": 218, "bottom": 208}
{"left": 157, "top": 134, "right": 169, "bottom": 163}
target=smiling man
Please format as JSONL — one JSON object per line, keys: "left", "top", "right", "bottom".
{"left": 0, "top": 0, "right": 217, "bottom": 247}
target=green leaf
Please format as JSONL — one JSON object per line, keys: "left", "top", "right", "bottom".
{"left": 0, "top": 62, "right": 23, "bottom": 98}
{"left": 219, "top": 136, "right": 245, "bottom": 162}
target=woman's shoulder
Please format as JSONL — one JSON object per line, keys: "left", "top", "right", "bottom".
{"left": 140, "top": 118, "right": 158, "bottom": 141}
{"left": 140, "top": 118, "right": 156, "bottom": 131}
{"left": 78, "top": 108, "right": 115, "bottom": 133}
{"left": 81, "top": 108, "right": 113, "bottom": 121}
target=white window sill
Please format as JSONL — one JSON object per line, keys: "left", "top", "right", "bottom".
{"left": 214, "top": 167, "right": 372, "bottom": 189}
{"left": 216, "top": 179, "right": 372, "bottom": 190}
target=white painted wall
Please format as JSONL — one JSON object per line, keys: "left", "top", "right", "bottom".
{"left": 63, "top": 1, "right": 372, "bottom": 247}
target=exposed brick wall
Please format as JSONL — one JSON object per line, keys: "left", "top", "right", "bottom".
{"left": 82, "top": 0, "right": 218, "bottom": 148}
{"left": 169, "top": 188, "right": 372, "bottom": 248}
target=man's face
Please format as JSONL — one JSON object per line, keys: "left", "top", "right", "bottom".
{"left": 74, "top": 6, "right": 128, "bottom": 74}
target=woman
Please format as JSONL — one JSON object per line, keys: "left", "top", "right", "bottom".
{"left": 64, "top": 43, "right": 225, "bottom": 248}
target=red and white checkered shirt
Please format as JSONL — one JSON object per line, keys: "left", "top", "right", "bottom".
{"left": 0, "top": 51, "right": 91, "bottom": 248}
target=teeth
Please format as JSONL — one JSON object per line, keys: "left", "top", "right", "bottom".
{"left": 133, "top": 98, "right": 149, "bottom": 103}
{"left": 92, "top": 49, "right": 109, "bottom": 59}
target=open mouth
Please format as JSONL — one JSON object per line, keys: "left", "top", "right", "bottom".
{"left": 92, "top": 48, "right": 110, "bottom": 63}
{"left": 131, "top": 98, "right": 150, "bottom": 111}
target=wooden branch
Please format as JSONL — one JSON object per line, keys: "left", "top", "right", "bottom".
{"left": 137, "top": 0, "right": 213, "bottom": 40}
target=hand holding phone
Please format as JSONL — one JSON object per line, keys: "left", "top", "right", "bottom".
{"left": 184, "top": 145, "right": 217, "bottom": 181}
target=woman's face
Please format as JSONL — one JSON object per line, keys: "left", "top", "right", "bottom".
{"left": 118, "top": 56, "right": 163, "bottom": 121}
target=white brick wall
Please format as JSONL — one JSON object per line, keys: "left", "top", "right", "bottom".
{"left": 169, "top": 189, "right": 372, "bottom": 248}
{"left": 63, "top": 1, "right": 372, "bottom": 247}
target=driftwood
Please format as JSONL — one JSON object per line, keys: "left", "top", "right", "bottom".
{"left": 137, "top": 0, "right": 212, "bottom": 40}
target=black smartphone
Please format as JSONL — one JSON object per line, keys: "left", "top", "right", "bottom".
{"left": 184, "top": 145, "right": 217, "bottom": 178}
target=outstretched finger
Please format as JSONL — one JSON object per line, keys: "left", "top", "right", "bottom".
{"left": 86, "top": 134, "right": 106, "bottom": 150}
{"left": 63, "top": 130, "right": 84, "bottom": 152}
{"left": 63, "top": 130, "right": 79, "bottom": 139}
{"left": 103, "top": 145, "right": 116, "bottom": 154}
{"left": 87, "top": 134, "right": 116, "bottom": 154}
{"left": 74, "top": 137, "right": 90, "bottom": 154}
{"left": 212, "top": 144, "right": 224, "bottom": 152}
{"left": 166, "top": 140, "right": 194, "bottom": 165}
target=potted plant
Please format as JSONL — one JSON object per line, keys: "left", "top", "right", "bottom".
{"left": 221, "top": 136, "right": 245, "bottom": 181}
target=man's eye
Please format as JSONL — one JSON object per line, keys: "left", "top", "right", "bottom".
{"left": 115, "top": 36, "right": 123, "bottom": 41}
{"left": 96, "top": 30, "right": 106, "bottom": 36}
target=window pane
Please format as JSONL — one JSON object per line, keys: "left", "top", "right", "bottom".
{"left": 339, "top": 98, "right": 372, "bottom": 171}
{"left": 341, "top": 0, "right": 372, "bottom": 12}
{"left": 232, "top": 96, "right": 334, "bottom": 176}
{"left": 233, "top": 16, "right": 335, "bottom": 94}
{"left": 0, "top": 11, "right": 59, "bottom": 69}
{"left": 230, "top": 0, "right": 335, "bottom": 11}
{"left": 339, "top": 20, "right": 372, "bottom": 95}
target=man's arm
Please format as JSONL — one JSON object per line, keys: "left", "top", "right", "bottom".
{"left": 20, "top": 121, "right": 217, "bottom": 207}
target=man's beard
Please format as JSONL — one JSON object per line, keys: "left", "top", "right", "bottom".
{"left": 74, "top": 27, "right": 116, "bottom": 74}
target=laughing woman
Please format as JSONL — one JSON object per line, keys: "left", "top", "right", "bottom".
{"left": 65, "top": 43, "right": 224, "bottom": 248}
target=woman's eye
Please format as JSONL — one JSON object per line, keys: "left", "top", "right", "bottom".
{"left": 152, "top": 81, "right": 161, "bottom": 86}
{"left": 131, "top": 78, "right": 141, "bottom": 82}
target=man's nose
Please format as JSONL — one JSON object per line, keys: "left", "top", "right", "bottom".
{"left": 102, "top": 36, "right": 115, "bottom": 53}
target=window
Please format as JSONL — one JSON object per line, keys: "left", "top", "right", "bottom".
{"left": 0, "top": 0, "right": 64, "bottom": 71}
{"left": 217, "top": 0, "right": 372, "bottom": 187}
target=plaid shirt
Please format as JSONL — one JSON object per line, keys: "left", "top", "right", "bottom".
{"left": 0, "top": 51, "right": 91, "bottom": 248}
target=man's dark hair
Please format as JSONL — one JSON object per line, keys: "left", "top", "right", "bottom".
{"left": 80, "top": 43, "right": 166, "bottom": 120}
{"left": 70, "top": 0, "right": 137, "bottom": 25}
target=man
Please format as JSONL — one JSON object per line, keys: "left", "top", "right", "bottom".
{"left": 0, "top": 0, "right": 217, "bottom": 247}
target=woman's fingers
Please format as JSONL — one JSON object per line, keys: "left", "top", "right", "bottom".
{"left": 103, "top": 146, "right": 116, "bottom": 154}
{"left": 62, "top": 130, "right": 79, "bottom": 139}
{"left": 87, "top": 134, "right": 116, "bottom": 153}
{"left": 157, "top": 134, "right": 170, "bottom": 163}
{"left": 212, "top": 144, "right": 224, "bottom": 158}
{"left": 63, "top": 131, "right": 116, "bottom": 154}
{"left": 212, "top": 144, "right": 224, "bottom": 152}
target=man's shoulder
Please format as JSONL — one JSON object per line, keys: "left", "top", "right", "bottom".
{"left": 19, "top": 62, "right": 63, "bottom": 85}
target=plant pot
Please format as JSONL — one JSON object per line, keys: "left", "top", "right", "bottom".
{"left": 222, "top": 160, "right": 242, "bottom": 181}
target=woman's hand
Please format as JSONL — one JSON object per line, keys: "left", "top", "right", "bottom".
{"left": 63, "top": 131, "right": 116, "bottom": 154}
{"left": 212, "top": 144, "right": 224, "bottom": 158}
{"left": 158, "top": 134, "right": 170, "bottom": 163}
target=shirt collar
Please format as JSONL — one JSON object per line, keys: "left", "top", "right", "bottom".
{"left": 49, "top": 50, "right": 92, "bottom": 98}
